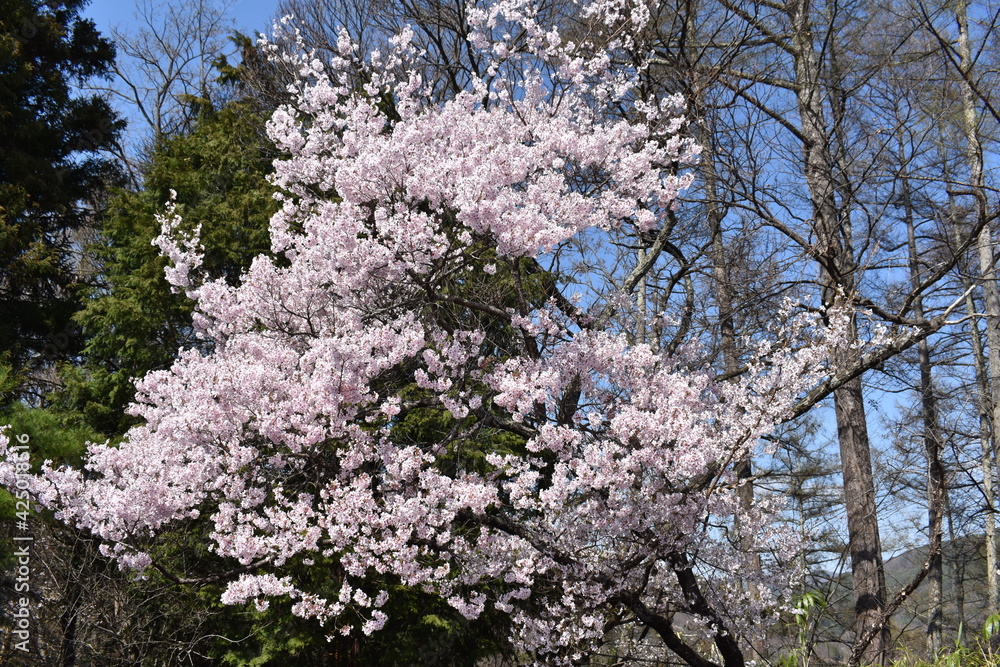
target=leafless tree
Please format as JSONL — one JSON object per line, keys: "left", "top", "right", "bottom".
{"left": 93, "top": 0, "right": 238, "bottom": 180}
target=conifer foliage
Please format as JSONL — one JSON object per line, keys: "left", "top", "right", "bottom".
{"left": 0, "top": 0, "right": 122, "bottom": 399}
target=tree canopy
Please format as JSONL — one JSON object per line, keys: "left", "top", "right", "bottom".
{"left": 10, "top": 0, "right": 1000, "bottom": 665}
{"left": 0, "top": 0, "right": 122, "bottom": 403}
{"left": 1, "top": 4, "right": 872, "bottom": 664}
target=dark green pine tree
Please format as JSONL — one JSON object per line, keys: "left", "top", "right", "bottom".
{"left": 58, "top": 95, "right": 277, "bottom": 435}
{"left": 0, "top": 0, "right": 123, "bottom": 404}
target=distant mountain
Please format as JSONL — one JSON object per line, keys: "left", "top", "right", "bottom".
{"left": 883, "top": 535, "right": 990, "bottom": 633}
{"left": 789, "top": 536, "right": 993, "bottom": 664}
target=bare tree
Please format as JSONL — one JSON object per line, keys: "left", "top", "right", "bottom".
{"left": 644, "top": 0, "right": 990, "bottom": 661}
{"left": 94, "top": 0, "right": 237, "bottom": 179}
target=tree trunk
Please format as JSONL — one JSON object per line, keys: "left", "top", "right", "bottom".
{"left": 833, "top": 380, "right": 889, "bottom": 664}
{"left": 957, "top": 0, "right": 1000, "bottom": 616}
{"left": 788, "top": 0, "right": 889, "bottom": 660}
{"left": 945, "top": 490, "right": 965, "bottom": 643}
{"left": 698, "top": 109, "right": 763, "bottom": 661}
{"left": 902, "top": 165, "right": 943, "bottom": 657}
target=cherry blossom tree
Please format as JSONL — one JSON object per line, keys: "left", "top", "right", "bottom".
{"left": 1, "top": 2, "right": 864, "bottom": 664}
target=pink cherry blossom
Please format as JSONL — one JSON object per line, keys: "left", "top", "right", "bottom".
{"left": 0, "top": 2, "right": 862, "bottom": 664}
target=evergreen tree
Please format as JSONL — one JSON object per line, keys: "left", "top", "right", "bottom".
{"left": 60, "top": 97, "right": 276, "bottom": 435}
{"left": 0, "top": 0, "right": 122, "bottom": 403}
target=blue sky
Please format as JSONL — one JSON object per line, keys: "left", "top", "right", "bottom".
{"left": 83, "top": 0, "right": 279, "bottom": 37}
{"left": 78, "top": 0, "right": 284, "bottom": 157}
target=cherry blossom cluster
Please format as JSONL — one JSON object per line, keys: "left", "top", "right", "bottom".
{"left": 0, "top": 1, "right": 858, "bottom": 664}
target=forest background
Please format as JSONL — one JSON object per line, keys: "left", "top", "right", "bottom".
{"left": 3, "top": 0, "right": 1000, "bottom": 665}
